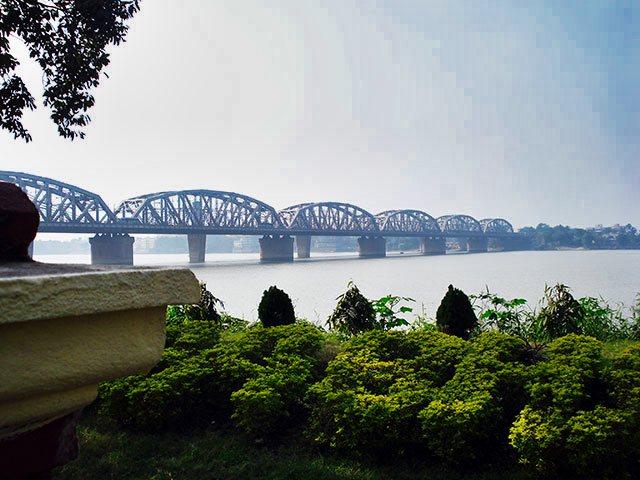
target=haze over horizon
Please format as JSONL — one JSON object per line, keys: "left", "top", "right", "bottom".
{"left": 1, "top": 1, "right": 638, "bottom": 230}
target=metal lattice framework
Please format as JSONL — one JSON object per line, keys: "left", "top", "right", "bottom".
{"left": 114, "top": 190, "right": 283, "bottom": 233}
{"left": 0, "top": 171, "right": 518, "bottom": 238}
{"left": 480, "top": 218, "right": 514, "bottom": 234}
{"left": 280, "top": 202, "right": 380, "bottom": 235}
{"left": 375, "top": 210, "right": 441, "bottom": 235}
{"left": 0, "top": 170, "right": 116, "bottom": 232}
{"left": 437, "top": 214, "right": 483, "bottom": 235}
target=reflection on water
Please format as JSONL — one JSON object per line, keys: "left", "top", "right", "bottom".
{"left": 34, "top": 250, "right": 640, "bottom": 324}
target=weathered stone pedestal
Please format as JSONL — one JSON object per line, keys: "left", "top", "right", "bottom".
{"left": 259, "top": 235, "right": 294, "bottom": 262}
{"left": 296, "top": 235, "right": 311, "bottom": 259}
{"left": 467, "top": 237, "right": 488, "bottom": 253}
{"left": 89, "top": 233, "right": 134, "bottom": 265}
{"left": 357, "top": 236, "right": 386, "bottom": 258}
{"left": 0, "top": 263, "right": 200, "bottom": 478}
{"left": 420, "top": 237, "right": 446, "bottom": 255}
{"left": 188, "top": 233, "right": 206, "bottom": 263}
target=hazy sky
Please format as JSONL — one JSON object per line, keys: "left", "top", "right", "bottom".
{"left": 2, "top": 0, "right": 638, "bottom": 229}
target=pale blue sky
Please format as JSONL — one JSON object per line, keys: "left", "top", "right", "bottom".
{"left": 1, "top": 1, "right": 637, "bottom": 228}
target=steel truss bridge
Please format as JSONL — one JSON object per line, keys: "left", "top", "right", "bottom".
{"left": 2, "top": 171, "right": 518, "bottom": 263}
{"left": 2, "top": 171, "right": 515, "bottom": 237}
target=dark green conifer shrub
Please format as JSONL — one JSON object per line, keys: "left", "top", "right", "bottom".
{"left": 258, "top": 285, "right": 296, "bottom": 327}
{"left": 326, "top": 281, "right": 376, "bottom": 337}
{"left": 436, "top": 284, "right": 477, "bottom": 339}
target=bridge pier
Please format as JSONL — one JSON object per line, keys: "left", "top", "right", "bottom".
{"left": 187, "top": 234, "right": 206, "bottom": 263}
{"left": 296, "top": 235, "right": 311, "bottom": 259}
{"left": 358, "top": 236, "right": 386, "bottom": 258}
{"left": 259, "top": 235, "right": 294, "bottom": 262}
{"left": 420, "top": 237, "right": 446, "bottom": 255}
{"left": 467, "top": 237, "right": 488, "bottom": 253}
{"left": 89, "top": 233, "right": 134, "bottom": 265}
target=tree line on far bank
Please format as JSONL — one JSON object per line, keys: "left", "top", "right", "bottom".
{"left": 519, "top": 223, "right": 640, "bottom": 250}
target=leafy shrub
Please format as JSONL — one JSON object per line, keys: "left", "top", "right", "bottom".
{"left": 308, "top": 330, "right": 467, "bottom": 455}
{"left": 229, "top": 323, "right": 325, "bottom": 437}
{"left": 471, "top": 290, "right": 540, "bottom": 342}
{"left": 371, "top": 294, "right": 414, "bottom": 330}
{"left": 166, "top": 282, "right": 223, "bottom": 326}
{"left": 326, "top": 282, "right": 376, "bottom": 337}
{"left": 419, "top": 332, "right": 529, "bottom": 466}
{"left": 537, "top": 284, "right": 583, "bottom": 340}
{"left": 258, "top": 285, "right": 296, "bottom": 327}
{"left": 99, "top": 354, "right": 216, "bottom": 431}
{"left": 436, "top": 284, "right": 477, "bottom": 339}
{"left": 473, "top": 286, "right": 640, "bottom": 343}
{"left": 630, "top": 293, "right": 640, "bottom": 340}
{"left": 231, "top": 354, "right": 318, "bottom": 436}
{"left": 100, "top": 304, "right": 325, "bottom": 435}
{"left": 506, "top": 335, "right": 640, "bottom": 479}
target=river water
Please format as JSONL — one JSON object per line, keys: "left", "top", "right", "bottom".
{"left": 34, "top": 250, "right": 640, "bottom": 324}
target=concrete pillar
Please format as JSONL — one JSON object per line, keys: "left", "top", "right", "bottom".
{"left": 420, "top": 237, "right": 446, "bottom": 255}
{"left": 467, "top": 236, "right": 488, "bottom": 253}
{"left": 296, "top": 235, "right": 311, "bottom": 259}
{"left": 89, "top": 233, "right": 134, "bottom": 265}
{"left": 357, "top": 236, "right": 386, "bottom": 258}
{"left": 187, "top": 233, "right": 206, "bottom": 263}
{"left": 259, "top": 235, "right": 294, "bottom": 262}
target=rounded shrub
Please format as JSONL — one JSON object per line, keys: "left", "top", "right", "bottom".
{"left": 307, "top": 330, "right": 467, "bottom": 456}
{"left": 419, "top": 332, "right": 530, "bottom": 466}
{"left": 436, "top": 284, "right": 477, "bottom": 339}
{"left": 258, "top": 285, "right": 296, "bottom": 327}
{"left": 506, "top": 335, "right": 640, "bottom": 479}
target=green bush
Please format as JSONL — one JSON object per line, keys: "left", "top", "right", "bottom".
{"left": 508, "top": 335, "right": 640, "bottom": 479}
{"left": 258, "top": 285, "right": 296, "bottom": 327}
{"left": 419, "top": 332, "right": 529, "bottom": 466}
{"left": 166, "top": 282, "right": 223, "bottom": 327}
{"left": 229, "top": 323, "right": 325, "bottom": 437}
{"left": 308, "top": 330, "right": 467, "bottom": 455}
{"left": 100, "top": 306, "right": 325, "bottom": 434}
{"left": 99, "top": 354, "right": 216, "bottom": 431}
{"left": 436, "top": 285, "right": 477, "bottom": 339}
{"left": 537, "top": 284, "right": 583, "bottom": 340}
{"left": 471, "top": 290, "right": 541, "bottom": 344}
{"left": 326, "top": 282, "right": 376, "bottom": 337}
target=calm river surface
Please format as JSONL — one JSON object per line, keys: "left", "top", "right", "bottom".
{"left": 35, "top": 250, "right": 640, "bottom": 324}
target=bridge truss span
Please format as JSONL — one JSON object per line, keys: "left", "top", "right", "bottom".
{"left": 375, "top": 209, "right": 441, "bottom": 236}
{"left": 437, "top": 214, "right": 483, "bottom": 236}
{"left": 0, "top": 170, "right": 116, "bottom": 232}
{"left": 279, "top": 202, "right": 380, "bottom": 236}
{"left": 480, "top": 218, "right": 514, "bottom": 235}
{"left": 114, "top": 190, "right": 284, "bottom": 234}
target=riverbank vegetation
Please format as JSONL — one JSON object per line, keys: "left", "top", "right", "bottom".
{"left": 57, "top": 284, "right": 640, "bottom": 479}
{"left": 519, "top": 223, "right": 640, "bottom": 250}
